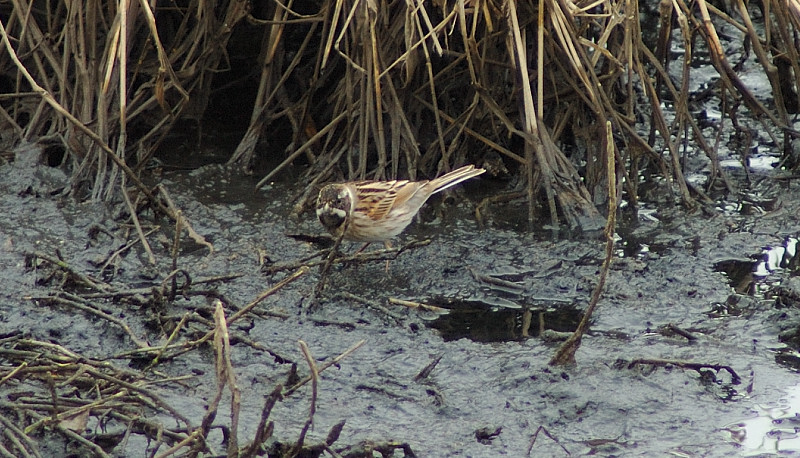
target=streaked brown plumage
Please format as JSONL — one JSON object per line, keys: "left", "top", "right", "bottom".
{"left": 316, "top": 165, "right": 485, "bottom": 242}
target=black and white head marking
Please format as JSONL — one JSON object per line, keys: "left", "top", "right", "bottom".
{"left": 316, "top": 184, "right": 351, "bottom": 233}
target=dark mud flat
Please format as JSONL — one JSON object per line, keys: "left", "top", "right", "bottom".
{"left": 1, "top": 146, "right": 800, "bottom": 456}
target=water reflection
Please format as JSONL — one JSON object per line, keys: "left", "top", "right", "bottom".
{"left": 723, "top": 383, "right": 800, "bottom": 454}
{"left": 425, "top": 301, "right": 582, "bottom": 343}
{"left": 713, "top": 237, "right": 798, "bottom": 295}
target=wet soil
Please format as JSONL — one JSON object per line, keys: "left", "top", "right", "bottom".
{"left": 1, "top": 138, "right": 800, "bottom": 456}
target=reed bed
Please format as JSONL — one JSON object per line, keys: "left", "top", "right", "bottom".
{"left": 1, "top": 1, "right": 798, "bottom": 228}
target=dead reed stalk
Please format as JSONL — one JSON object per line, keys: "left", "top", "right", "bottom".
{"left": 1, "top": 0, "right": 797, "bottom": 227}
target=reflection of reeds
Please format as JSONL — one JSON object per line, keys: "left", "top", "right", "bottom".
{"left": 1, "top": 1, "right": 798, "bottom": 226}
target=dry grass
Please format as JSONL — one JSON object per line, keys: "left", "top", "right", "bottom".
{"left": 1, "top": 1, "right": 798, "bottom": 229}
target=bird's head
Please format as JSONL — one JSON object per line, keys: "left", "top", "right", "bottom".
{"left": 316, "top": 184, "right": 352, "bottom": 234}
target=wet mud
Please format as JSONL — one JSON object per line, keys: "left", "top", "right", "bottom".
{"left": 1, "top": 140, "right": 800, "bottom": 456}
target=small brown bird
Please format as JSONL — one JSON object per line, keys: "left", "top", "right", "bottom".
{"left": 316, "top": 165, "right": 486, "bottom": 242}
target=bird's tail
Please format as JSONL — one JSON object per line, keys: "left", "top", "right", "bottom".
{"left": 427, "top": 165, "right": 486, "bottom": 195}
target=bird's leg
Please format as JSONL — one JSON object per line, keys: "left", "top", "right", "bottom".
{"left": 383, "top": 241, "right": 393, "bottom": 272}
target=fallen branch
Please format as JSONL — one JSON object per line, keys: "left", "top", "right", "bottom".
{"left": 627, "top": 358, "right": 741, "bottom": 385}
{"left": 263, "top": 239, "right": 431, "bottom": 276}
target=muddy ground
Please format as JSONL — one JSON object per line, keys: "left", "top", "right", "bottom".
{"left": 0, "top": 138, "right": 799, "bottom": 457}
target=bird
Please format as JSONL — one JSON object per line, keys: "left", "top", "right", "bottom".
{"left": 316, "top": 165, "right": 486, "bottom": 243}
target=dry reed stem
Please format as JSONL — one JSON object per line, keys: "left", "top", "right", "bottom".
{"left": 550, "top": 121, "right": 616, "bottom": 366}
{"left": 37, "top": 293, "right": 149, "bottom": 349}
{"left": 289, "top": 340, "right": 319, "bottom": 457}
{"left": 262, "top": 239, "right": 430, "bottom": 276}
{"left": 251, "top": 0, "right": 796, "bottom": 225}
{"left": 229, "top": 266, "right": 309, "bottom": 323}
{"left": 239, "top": 384, "right": 282, "bottom": 457}
{"left": 0, "top": 337, "right": 196, "bottom": 450}
{"left": 283, "top": 339, "right": 366, "bottom": 397}
{"left": 2, "top": 0, "right": 246, "bottom": 200}
{"left": 734, "top": 0, "right": 787, "bottom": 124}
{"left": 695, "top": 0, "right": 781, "bottom": 127}
{"left": 122, "top": 175, "right": 157, "bottom": 265}
{"left": 508, "top": 0, "right": 551, "bottom": 227}
{"left": 157, "top": 185, "right": 214, "bottom": 254}
{"left": 1, "top": 0, "right": 798, "bottom": 226}
{"left": 0, "top": 18, "right": 159, "bottom": 204}
{"left": 229, "top": 8, "right": 323, "bottom": 169}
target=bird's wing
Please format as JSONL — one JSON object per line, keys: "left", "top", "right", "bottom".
{"left": 353, "top": 180, "right": 414, "bottom": 221}
{"left": 395, "top": 179, "right": 432, "bottom": 212}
